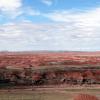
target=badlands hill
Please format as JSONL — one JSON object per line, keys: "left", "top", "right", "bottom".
{"left": 0, "top": 51, "right": 100, "bottom": 86}
{"left": 0, "top": 51, "right": 100, "bottom": 68}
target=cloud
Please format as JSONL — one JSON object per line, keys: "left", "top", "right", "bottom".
{"left": 0, "top": 23, "right": 22, "bottom": 38}
{"left": 0, "top": 0, "right": 22, "bottom": 11}
{"left": 0, "top": 0, "right": 40, "bottom": 19}
{"left": 23, "top": 7, "right": 40, "bottom": 16}
{"left": 0, "top": 20, "right": 100, "bottom": 51}
{"left": 44, "top": 7, "right": 100, "bottom": 39}
{"left": 41, "top": 0, "right": 53, "bottom": 6}
{"left": 0, "top": 7, "right": 40, "bottom": 21}
{"left": 0, "top": 0, "right": 23, "bottom": 19}
{"left": 1, "top": 7, "right": 100, "bottom": 51}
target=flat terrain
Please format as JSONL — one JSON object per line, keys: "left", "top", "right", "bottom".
{"left": 0, "top": 88, "right": 99, "bottom": 100}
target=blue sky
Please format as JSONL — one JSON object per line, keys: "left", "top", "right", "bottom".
{"left": 0, "top": 0, "right": 100, "bottom": 51}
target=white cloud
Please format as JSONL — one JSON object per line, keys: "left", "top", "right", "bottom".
{"left": 0, "top": 25, "right": 22, "bottom": 38}
{"left": 44, "top": 7, "right": 100, "bottom": 39}
{"left": 0, "top": 20, "right": 100, "bottom": 51}
{"left": 23, "top": 7, "right": 40, "bottom": 16}
{"left": 0, "top": 0, "right": 39, "bottom": 20}
{"left": 1, "top": 7, "right": 100, "bottom": 51}
{"left": 0, "top": 0, "right": 22, "bottom": 11}
{"left": 0, "top": 0, "right": 23, "bottom": 19}
{"left": 41, "top": 0, "right": 53, "bottom": 6}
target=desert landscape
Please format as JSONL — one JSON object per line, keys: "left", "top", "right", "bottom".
{"left": 1, "top": 0, "right": 100, "bottom": 99}
{"left": 0, "top": 51, "right": 99, "bottom": 100}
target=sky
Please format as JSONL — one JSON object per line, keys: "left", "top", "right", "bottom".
{"left": 0, "top": 0, "right": 100, "bottom": 51}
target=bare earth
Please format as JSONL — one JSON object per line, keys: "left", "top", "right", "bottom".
{"left": 0, "top": 51, "right": 100, "bottom": 100}
{"left": 0, "top": 87, "right": 100, "bottom": 100}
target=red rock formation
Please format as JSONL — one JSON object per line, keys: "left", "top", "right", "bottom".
{"left": 0, "top": 52, "right": 100, "bottom": 68}
{"left": 0, "top": 52, "right": 100, "bottom": 86}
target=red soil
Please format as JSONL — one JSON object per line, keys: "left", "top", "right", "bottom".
{"left": 0, "top": 52, "right": 100, "bottom": 86}
{"left": 74, "top": 94, "right": 99, "bottom": 100}
{"left": 0, "top": 52, "right": 100, "bottom": 68}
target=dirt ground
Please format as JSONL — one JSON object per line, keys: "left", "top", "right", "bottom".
{"left": 0, "top": 87, "right": 99, "bottom": 100}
